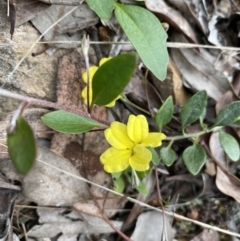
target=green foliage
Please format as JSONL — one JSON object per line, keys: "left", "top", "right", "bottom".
{"left": 114, "top": 3, "right": 168, "bottom": 80}
{"left": 136, "top": 169, "right": 151, "bottom": 179}
{"left": 199, "top": 107, "right": 206, "bottom": 126}
{"left": 180, "top": 90, "right": 207, "bottom": 130}
{"left": 155, "top": 96, "right": 173, "bottom": 131}
{"left": 148, "top": 147, "right": 160, "bottom": 166}
{"left": 219, "top": 132, "right": 240, "bottom": 161}
{"left": 111, "top": 172, "right": 122, "bottom": 179}
{"left": 160, "top": 147, "right": 176, "bottom": 166}
{"left": 136, "top": 181, "right": 148, "bottom": 195}
{"left": 85, "top": 0, "right": 114, "bottom": 22}
{"left": 8, "top": 0, "right": 240, "bottom": 197}
{"left": 42, "top": 110, "right": 107, "bottom": 134}
{"left": 91, "top": 54, "right": 136, "bottom": 106}
{"left": 7, "top": 116, "right": 36, "bottom": 174}
{"left": 212, "top": 101, "right": 240, "bottom": 128}
{"left": 113, "top": 176, "right": 125, "bottom": 193}
{"left": 183, "top": 144, "right": 206, "bottom": 175}
{"left": 131, "top": 168, "right": 140, "bottom": 187}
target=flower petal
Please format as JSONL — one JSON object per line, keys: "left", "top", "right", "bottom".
{"left": 127, "top": 115, "right": 149, "bottom": 144}
{"left": 141, "top": 133, "right": 166, "bottom": 147}
{"left": 105, "top": 95, "right": 122, "bottom": 107}
{"left": 82, "top": 66, "right": 98, "bottom": 83}
{"left": 99, "top": 57, "right": 112, "bottom": 66}
{"left": 81, "top": 86, "right": 93, "bottom": 105}
{"left": 104, "top": 122, "right": 134, "bottom": 149}
{"left": 129, "top": 145, "right": 152, "bottom": 171}
{"left": 100, "top": 147, "right": 131, "bottom": 173}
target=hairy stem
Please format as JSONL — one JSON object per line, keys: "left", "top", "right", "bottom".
{"left": 0, "top": 89, "right": 110, "bottom": 126}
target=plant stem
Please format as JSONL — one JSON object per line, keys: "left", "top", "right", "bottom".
{"left": 154, "top": 168, "right": 169, "bottom": 241}
{"left": 121, "top": 94, "right": 150, "bottom": 115}
{"left": 0, "top": 89, "right": 110, "bottom": 126}
{"left": 165, "top": 130, "right": 207, "bottom": 141}
{"left": 81, "top": 35, "right": 91, "bottom": 114}
{"left": 7, "top": 101, "right": 29, "bottom": 133}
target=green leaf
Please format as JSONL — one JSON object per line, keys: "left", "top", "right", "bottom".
{"left": 199, "top": 107, "right": 206, "bottom": 126}
{"left": 136, "top": 169, "right": 151, "bottom": 179}
{"left": 183, "top": 144, "right": 206, "bottom": 175}
{"left": 160, "top": 147, "right": 176, "bottom": 166}
{"left": 42, "top": 110, "right": 107, "bottom": 134}
{"left": 7, "top": 116, "right": 36, "bottom": 174}
{"left": 155, "top": 96, "right": 173, "bottom": 131}
{"left": 136, "top": 181, "right": 148, "bottom": 195}
{"left": 212, "top": 101, "right": 240, "bottom": 128}
{"left": 113, "top": 176, "right": 125, "bottom": 193}
{"left": 92, "top": 54, "right": 136, "bottom": 106}
{"left": 148, "top": 147, "right": 160, "bottom": 166}
{"left": 114, "top": 3, "right": 168, "bottom": 80}
{"left": 219, "top": 132, "right": 240, "bottom": 161}
{"left": 85, "top": 0, "right": 114, "bottom": 22}
{"left": 180, "top": 90, "right": 207, "bottom": 130}
{"left": 131, "top": 168, "right": 140, "bottom": 188}
{"left": 111, "top": 172, "right": 122, "bottom": 179}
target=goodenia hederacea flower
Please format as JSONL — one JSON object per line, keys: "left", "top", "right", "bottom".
{"left": 81, "top": 57, "right": 121, "bottom": 107}
{"left": 100, "top": 115, "right": 166, "bottom": 173}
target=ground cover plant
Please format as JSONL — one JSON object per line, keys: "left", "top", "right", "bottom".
{"left": 1, "top": 0, "right": 240, "bottom": 240}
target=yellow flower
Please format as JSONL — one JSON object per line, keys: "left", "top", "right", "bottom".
{"left": 100, "top": 115, "right": 166, "bottom": 173}
{"left": 81, "top": 57, "right": 121, "bottom": 107}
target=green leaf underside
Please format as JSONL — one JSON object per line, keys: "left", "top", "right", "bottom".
{"left": 199, "top": 107, "right": 206, "bottom": 125}
{"left": 136, "top": 181, "right": 148, "bottom": 195}
{"left": 160, "top": 147, "right": 176, "bottom": 166}
{"left": 183, "top": 144, "right": 206, "bottom": 175}
{"left": 155, "top": 96, "right": 173, "bottom": 130}
{"left": 148, "top": 147, "right": 160, "bottom": 166}
{"left": 114, "top": 177, "right": 125, "bottom": 193}
{"left": 91, "top": 54, "right": 136, "bottom": 106}
{"left": 213, "top": 101, "right": 240, "bottom": 127}
{"left": 219, "top": 132, "right": 240, "bottom": 161}
{"left": 7, "top": 116, "right": 36, "bottom": 174}
{"left": 180, "top": 90, "right": 207, "bottom": 130}
{"left": 41, "top": 110, "right": 107, "bottom": 134}
{"left": 85, "top": 0, "right": 114, "bottom": 22}
{"left": 111, "top": 172, "right": 122, "bottom": 179}
{"left": 114, "top": 3, "right": 169, "bottom": 80}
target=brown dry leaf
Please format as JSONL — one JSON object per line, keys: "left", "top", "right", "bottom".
{"left": 27, "top": 207, "right": 122, "bottom": 239}
{"left": 151, "top": 58, "right": 190, "bottom": 105}
{"left": 73, "top": 203, "right": 103, "bottom": 219}
{"left": 31, "top": 4, "right": 98, "bottom": 49}
{"left": 145, "top": 0, "right": 198, "bottom": 43}
{"left": 166, "top": 173, "right": 215, "bottom": 202}
{"left": 209, "top": 132, "right": 240, "bottom": 203}
{"left": 204, "top": 158, "right": 216, "bottom": 176}
{"left": 215, "top": 90, "right": 234, "bottom": 114}
{"left": 184, "top": 0, "right": 210, "bottom": 35}
{"left": 14, "top": 0, "right": 50, "bottom": 26}
{"left": 190, "top": 229, "right": 219, "bottom": 241}
{"left": 125, "top": 73, "right": 162, "bottom": 113}
{"left": 0, "top": 146, "right": 90, "bottom": 206}
{"left": 130, "top": 211, "right": 175, "bottom": 241}
{"left": 171, "top": 32, "right": 232, "bottom": 101}
{"left": 232, "top": 71, "right": 240, "bottom": 97}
